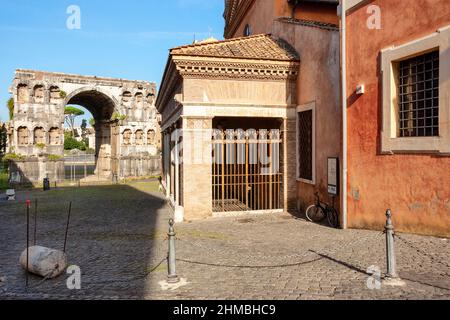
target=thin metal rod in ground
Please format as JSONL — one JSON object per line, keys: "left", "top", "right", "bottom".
{"left": 63, "top": 202, "right": 72, "bottom": 253}
{"left": 26, "top": 200, "right": 30, "bottom": 288}
{"left": 33, "top": 199, "right": 38, "bottom": 246}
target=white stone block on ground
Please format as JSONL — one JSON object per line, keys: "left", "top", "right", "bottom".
{"left": 159, "top": 278, "right": 189, "bottom": 291}
{"left": 6, "top": 190, "right": 15, "bottom": 201}
{"left": 19, "top": 246, "right": 68, "bottom": 279}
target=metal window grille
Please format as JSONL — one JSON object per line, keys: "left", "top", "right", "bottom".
{"left": 212, "top": 129, "right": 282, "bottom": 213}
{"left": 298, "top": 110, "right": 313, "bottom": 181}
{"left": 399, "top": 51, "right": 439, "bottom": 137}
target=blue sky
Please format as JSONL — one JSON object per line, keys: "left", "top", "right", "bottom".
{"left": 0, "top": 0, "right": 225, "bottom": 124}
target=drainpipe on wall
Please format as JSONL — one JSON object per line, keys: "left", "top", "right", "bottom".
{"left": 340, "top": 0, "right": 348, "bottom": 229}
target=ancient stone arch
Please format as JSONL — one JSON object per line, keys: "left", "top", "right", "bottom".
{"left": 9, "top": 69, "right": 160, "bottom": 183}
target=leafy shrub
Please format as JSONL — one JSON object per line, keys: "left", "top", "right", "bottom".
{"left": 7, "top": 98, "right": 14, "bottom": 120}
{"left": 36, "top": 143, "right": 46, "bottom": 149}
{"left": 47, "top": 154, "right": 62, "bottom": 161}
{"left": 111, "top": 112, "right": 127, "bottom": 121}
{"left": 64, "top": 136, "right": 86, "bottom": 151}
{"left": 3, "top": 153, "right": 25, "bottom": 161}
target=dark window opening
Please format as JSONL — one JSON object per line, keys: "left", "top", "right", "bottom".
{"left": 398, "top": 50, "right": 439, "bottom": 137}
{"left": 244, "top": 24, "right": 252, "bottom": 37}
{"left": 298, "top": 110, "right": 313, "bottom": 181}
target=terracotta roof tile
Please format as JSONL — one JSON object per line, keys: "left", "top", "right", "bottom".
{"left": 170, "top": 34, "right": 300, "bottom": 62}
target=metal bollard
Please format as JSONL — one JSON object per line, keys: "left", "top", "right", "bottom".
{"left": 385, "top": 209, "right": 398, "bottom": 279}
{"left": 167, "top": 219, "right": 180, "bottom": 284}
{"left": 43, "top": 178, "right": 50, "bottom": 191}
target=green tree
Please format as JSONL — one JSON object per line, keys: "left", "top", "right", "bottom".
{"left": 7, "top": 98, "right": 14, "bottom": 120}
{"left": 81, "top": 119, "right": 87, "bottom": 138}
{"left": 0, "top": 124, "right": 7, "bottom": 155}
{"left": 64, "top": 133, "right": 86, "bottom": 151}
{"left": 64, "top": 106, "right": 85, "bottom": 137}
{"left": 89, "top": 118, "right": 95, "bottom": 127}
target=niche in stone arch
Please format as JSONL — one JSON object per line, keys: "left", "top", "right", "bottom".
{"left": 17, "top": 84, "right": 29, "bottom": 103}
{"left": 122, "top": 91, "right": 132, "bottom": 107}
{"left": 147, "top": 129, "right": 156, "bottom": 145}
{"left": 135, "top": 92, "right": 144, "bottom": 107}
{"left": 49, "top": 86, "right": 60, "bottom": 104}
{"left": 33, "top": 85, "right": 45, "bottom": 104}
{"left": 18, "top": 127, "right": 29, "bottom": 145}
{"left": 135, "top": 130, "right": 144, "bottom": 145}
{"left": 122, "top": 129, "right": 132, "bottom": 145}
{"left": 34, "top": 127, "right": 46, "bottom": 145}
{"left": 49, "top": 128, "right": 61, "bottom": 145}
{"left": 146, "top": 93, "right": 155, "bottom": 105}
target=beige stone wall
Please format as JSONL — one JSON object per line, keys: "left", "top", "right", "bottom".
{"left": 183, "top": 78, "right": 295, "bottom": 107}
{"left": 181, "top": 117, "right": 213, "bottom": 220}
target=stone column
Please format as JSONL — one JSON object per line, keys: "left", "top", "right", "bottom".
{"left": 181, "top": 116, "right": 213, "bottom": 221}
{"left": 164, "top": 131, "right": 171, "bottom": 199}
{"left": 281, "top": 118, "right": 297, "bottom": 213}
{"left": 173, "top": 125, "right": 180, "bottom": 206}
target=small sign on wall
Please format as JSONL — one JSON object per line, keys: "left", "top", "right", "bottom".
{"left": 328, "top": 157, "right": 339, "bottom": 196}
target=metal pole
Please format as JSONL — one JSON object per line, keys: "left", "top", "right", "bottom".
{"left": 167, "top": 219, "right": 180, "bottom": 284}
{"left": 33, "top": 199, "right": 38, "bottom": 246}
{"left": 63, "top": 202, "right": 72, "bottom": 253}
{"left": 26, "top": 200, "right": 31, "bottom": 287}
{"left": 385, "top": 209, "right": 398, "bottom": 278}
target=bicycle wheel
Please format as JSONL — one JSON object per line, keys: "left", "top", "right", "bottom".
{"left": 326, "top": 207, "right": 340, "bottom": 228}
{"left": 306, "top": 205, "right": 326, "bottom": 222}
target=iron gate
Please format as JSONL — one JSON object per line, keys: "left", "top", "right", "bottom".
{"left": 212, "top": 129, "right": 283, "bottom": 213}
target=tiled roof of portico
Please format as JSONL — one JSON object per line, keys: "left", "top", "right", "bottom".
{"left": 156, "top": 34, "right": 300, "bottom": 113}
{"left": 171, "top": 34, "right": 300, "bottom": 62}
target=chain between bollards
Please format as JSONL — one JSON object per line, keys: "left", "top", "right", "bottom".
{"left": 385, "top": 209, "right": 398, "bottom": 279}
{"left": 167, "top": 219, "right": 180, "bottom": 284}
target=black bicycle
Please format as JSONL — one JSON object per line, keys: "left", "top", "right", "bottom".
{"left": 305, "top": 192, "right": 339, "bottom": 228}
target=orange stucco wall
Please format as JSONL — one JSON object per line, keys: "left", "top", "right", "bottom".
{"left": 233, "top": 0, "right": 276, "bottom": 38}
{"left": 230, "top": 0, "right": 338, "bottom": 39}
{"left": 346, "top": 0, "right": 450, "bottom": 237}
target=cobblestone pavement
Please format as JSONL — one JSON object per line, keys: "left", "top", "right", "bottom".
{"left": 1, "top": 182, "right": 449, "bottom": 300}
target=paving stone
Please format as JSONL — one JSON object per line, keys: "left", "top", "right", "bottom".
{"left": 0, "top": 184, "right": 449, "bottom": 300}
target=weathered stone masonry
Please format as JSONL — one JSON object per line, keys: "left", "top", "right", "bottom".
{"left": 8, "top": 69, "right": 161, "bottom": 184}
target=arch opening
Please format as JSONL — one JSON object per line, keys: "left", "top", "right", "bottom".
{"left": 66, "top": 90, "right": 119, "bottom": 180}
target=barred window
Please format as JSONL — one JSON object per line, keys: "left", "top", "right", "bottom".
{"left": 298, "top": 110, "right": 313, "bottom": 181}
{"left": 399, "top": 51, "right": 439, "bottom": 137}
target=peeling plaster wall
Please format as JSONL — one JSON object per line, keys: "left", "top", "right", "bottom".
{"left": 346, "top": 0, "right": 450, "bottom": 237}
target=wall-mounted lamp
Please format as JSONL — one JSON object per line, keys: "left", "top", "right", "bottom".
{"left": 356, "top": 84, "right": 365, "bottom": 95}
